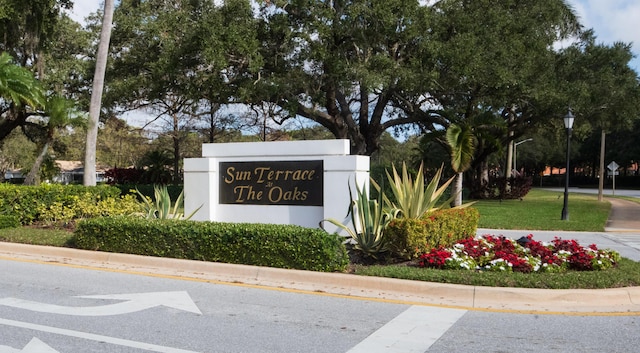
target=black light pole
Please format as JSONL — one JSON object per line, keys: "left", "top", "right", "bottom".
{"left": 561, "top": 109, "right": 575, "bottom": 220}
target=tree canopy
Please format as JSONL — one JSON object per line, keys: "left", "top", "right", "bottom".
{"left": 1, "top": 0, "right": 639, "bottom": 190}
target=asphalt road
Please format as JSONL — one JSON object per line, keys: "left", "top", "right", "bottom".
{"left": 0, "top": 257, "right": 407, "bottom": 352}
{"left": 2, "top": 254, "right": 640, "bottom": 353}
{"left": 2, "top": 187, "right": 640, "bottom": 352}
{"left": 544, "top": 187, "right": 640, "bottom": 198}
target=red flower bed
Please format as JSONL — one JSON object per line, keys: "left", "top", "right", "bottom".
{"left": 418, "top": 234, "right": 620, "bottom": 273}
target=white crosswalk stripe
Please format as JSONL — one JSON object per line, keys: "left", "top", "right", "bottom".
{"left": 346, "top": 306, "right": 467, "bottom": 353}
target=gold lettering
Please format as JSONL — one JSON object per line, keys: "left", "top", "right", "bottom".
{"left": 285, "top": 170, "right": 294, "bottom": 179}
{"left": 292, "top": 169, "right": 315, "bottom": 180}
{"left": 233, "top": 186, "right": 249, "bottom": 202}
{"left": 268, "top": 186, "right": 283, "bottom": 203}
{"left": 238, "top": 170, "right": 251, "bottom": 181}
{"left": 254, "top": 167, "right": 270, "bottom": 183}
{"left": 224, "top": 167, "right": 236, "bottom": 184}
{"left": 226, "top": 167, "right": 252, "bottom": 183}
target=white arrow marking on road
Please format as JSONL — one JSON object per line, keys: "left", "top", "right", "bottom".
{"left": 0, "top": 291, "right": 201, "bottom": 316}
{"left": 0, "top": 338, "right": 60, "bottom": 353}
{"left": 0, "top": 318, "right": 201, "bottom": 353}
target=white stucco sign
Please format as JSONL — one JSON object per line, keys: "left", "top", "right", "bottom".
{"left": 183, "top": 139, "right": 369, "bottom": 234}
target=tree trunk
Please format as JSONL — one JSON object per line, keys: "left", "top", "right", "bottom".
{"left": 452, "top": 172, "right": 463, "bottom": 207}
{"left": 24, "top": 141, "right": 50, "bottom": 185}
{"left": 173, "top": 133, "right": 180, "bottom": 184}
{"left": 598, "top": 129, "right": 606, "bottom": 202}
{"left": 84, "top": 0, "right": 115, "bottom": 186}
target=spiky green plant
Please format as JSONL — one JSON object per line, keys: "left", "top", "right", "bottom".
{"left": 323, "top": 180, "right": 398, "bottom": 258}
{"left": 136, "top": 185, "right": 200, "bottom": 220}
{"left": 376, "top": 162, "right": 455, "bottom": 219}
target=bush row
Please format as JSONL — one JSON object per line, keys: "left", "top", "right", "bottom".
{"left": 385, "top": 208, "right": 480, "bottom": 259}
{"left": 74, "top": 217, "right": 349, "bottom": 272}
{"left": 0, "top": 184, "right": 140, "bottom": 224}
{"left": 468, "top": 176, "right": 533, "bottom": 200}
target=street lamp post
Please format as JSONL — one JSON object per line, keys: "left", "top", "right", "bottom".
{"left": 561, "top": 109, "right": 575, "bottom": 220}
{"left": 513, "top": 138, "right": 533, "bottom": 174}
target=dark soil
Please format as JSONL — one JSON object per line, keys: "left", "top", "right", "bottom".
{"left": 26, "top": 221, "right": 76, "bottom": 232}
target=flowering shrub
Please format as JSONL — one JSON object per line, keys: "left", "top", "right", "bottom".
{"left": 418, "top": 234, "right": 620, "bottom": 273}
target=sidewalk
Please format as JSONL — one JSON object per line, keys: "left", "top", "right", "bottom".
{"left": 605, "top": 197, "right": 640, "bottom": 232}
{"left": 1, "top": 196, "right": 640, "bottom": 314}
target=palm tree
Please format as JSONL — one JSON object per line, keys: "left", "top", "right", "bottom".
{"left": 0, "top": 52, "right": 45, "bottom": 110}
{"left": 139, "top": 149, "right": 174, "bottom": 184}
{"left": 23, "top": 96, "right": 85, "bottom": 185}
{"left": 446, "top": 124, "right": 476, "bottom": 207}
{"left": 84, "top": 0, "right": 115, "bottom": 186}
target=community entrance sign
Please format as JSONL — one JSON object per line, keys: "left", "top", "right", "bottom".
{"left": 183, "top": 140, "right": 369, "bottom": 233}
{"left": 219, "top": 160, "right": 324, "bottom": 206}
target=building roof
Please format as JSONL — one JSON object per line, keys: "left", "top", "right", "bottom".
{"left": 55, "top": 160, "right": 108, "bottom": 173}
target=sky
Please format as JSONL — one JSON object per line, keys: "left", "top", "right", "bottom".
{"left": 69, "top": 0, "right": 640, "bottom": 72}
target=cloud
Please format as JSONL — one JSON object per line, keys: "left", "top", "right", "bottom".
{"left": 66, "top": 0, "right": 102, "bottom": 24}
{"left": 568, "top": 0, "right": 639, "bottom": 70}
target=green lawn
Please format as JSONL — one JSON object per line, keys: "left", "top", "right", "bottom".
{"left": 473, "top": 188, "right": 610, "bottom": 232}
{"left": 0, "top": 226, "right": 74, "bottom": 247}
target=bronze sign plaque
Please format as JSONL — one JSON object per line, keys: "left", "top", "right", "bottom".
{"left": 219, "top": 160, "right": 323, "bottom": 206}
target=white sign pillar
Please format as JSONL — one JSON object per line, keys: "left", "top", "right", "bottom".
{"left": 183, "top": 140, "right": 369, "bottom": 235}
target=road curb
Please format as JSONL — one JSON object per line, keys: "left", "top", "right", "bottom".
{"left": 2, "top": 242, "right": 640, "bottom": 314}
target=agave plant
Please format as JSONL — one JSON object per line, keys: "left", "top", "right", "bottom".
{"left": 136, "top": 185, "right": 200, "bottom": 220}
{"left": 375, "top": 162, "right": 456, "bottom": 219}
{"left": 323, "top": 180, "right": 398, "bottom": 258}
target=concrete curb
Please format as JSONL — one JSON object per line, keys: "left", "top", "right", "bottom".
{"left": 2, "top": 242, "right": 640, "bottom": 314}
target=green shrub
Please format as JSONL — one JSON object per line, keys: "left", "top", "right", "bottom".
{"left": 386, "top": 208, "right": 480, "bottom": 259}
{"left": 0, "top": 184, "right": 139, "bottom": 224}
{"left": 0, "top": 215, "right": 19, "bottom": 229}
{"left": 73, "top": 218, "right": 348, "bottom": 272}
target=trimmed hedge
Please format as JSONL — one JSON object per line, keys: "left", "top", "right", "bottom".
{"left": 385, "top": 208, "right": 480, "bottom": 259}
{"left": 0, "top": 184, "right": 139, "bottom": 224}
{"left": 0, "top": 215, "right": 19, "bottom": 229}
{"left": 74, "top": 217, "right": 349, "bottom": 272}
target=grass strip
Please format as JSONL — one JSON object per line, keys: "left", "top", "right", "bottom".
{"left": 0, "top": 226, "right": 74, "bottom": 247}
{"left": 473, "top": 189, "right": 610, "bottom": 232}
